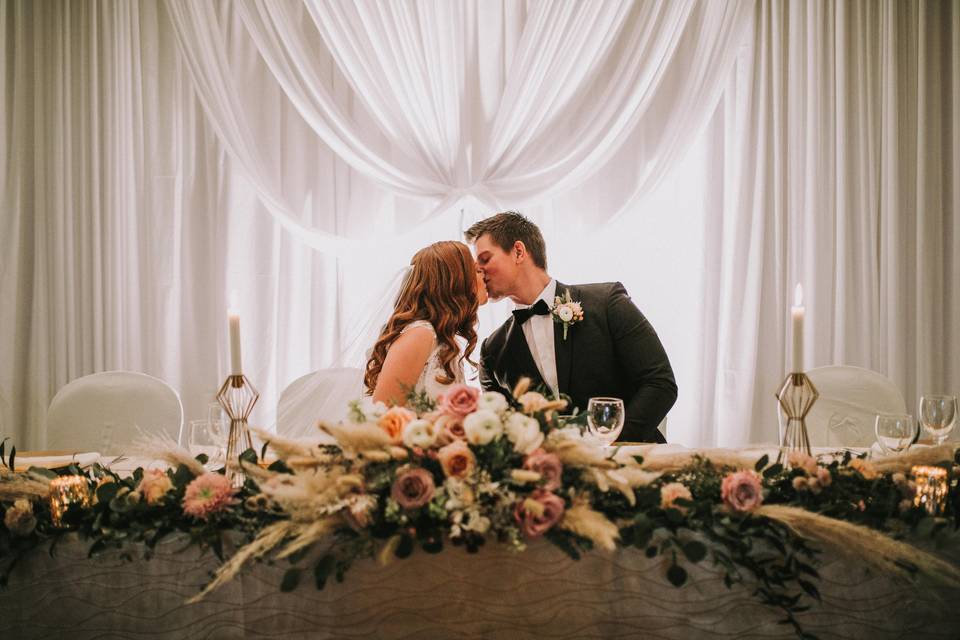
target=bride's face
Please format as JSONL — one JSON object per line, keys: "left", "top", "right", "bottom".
{"left": 475, "top": 267, "right": 488, "bottom": 306}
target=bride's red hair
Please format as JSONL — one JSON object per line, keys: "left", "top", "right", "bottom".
{"left": 364, "top": 241, "right": 479, "bottom": 395}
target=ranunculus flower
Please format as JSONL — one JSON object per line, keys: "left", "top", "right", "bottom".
{"left": 513, "top": 489, "right": 565, "bottom": 538}
{"left": 787, "top": 451, "right": 819, "bottom": 476}
{"left": 435, "top": 415, "right": 467, "bottom": 446}
{"left": 182, "top": 473, "right": 238, "bottom": 520}
{"left": 439, "top": 384, "right": 480, "bottom": 418}
{"left": 137, "top": 468, "right": 174, "bottom": 505}
{"left": 378, "top": 406, "right": 417, "bottom": 444}
{"left": 463, "top": 410, "right": 503, "bottom": 445}
{"left": 721, "top": 470, "right": 764, "bottom": 513}
{"left": 505, "top": 413, "right": 544, "bottom": 454}
{"left": 792, "top": 476, "right": 808, "bottom": 491}
{"left": 523, "top": 449, "right": 563, "bottom": 491}
{"left": 816, "top": 467, "right": 832, "bottom": 487}
{"left": 518, "top": 391, "right": 549, "bottom": 414}
{"left": 390, "top": 468, "right": 435, "bottom": 509}
{"left": 848, "top": 458, "right": 879, "bottom": 480}
{"left": 438, "top": 441, "right": 476, "bottom": 479}
{"left": 557, "top": 306, "right": 574, "bottom": 322}
{"left": 3, "top": 499, "right": 36, "bottom": 537}
{"left": 660, "top": 482, "right": 693, "bottom": 512}
{"left": 477, "top": 391, "right": 509, "bottom": 415}
{"left": 402, "top": 419, "right": 438, "bottom": 449}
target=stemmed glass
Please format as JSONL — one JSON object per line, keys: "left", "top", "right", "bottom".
{"left": 586, "top": 397, "right": 625, "bottom": 446}
{"left": 875, "top": 414, "right": 918, "bottom": 455}
{"left": 919, "top": 395, "right": 958, "bottom": 445}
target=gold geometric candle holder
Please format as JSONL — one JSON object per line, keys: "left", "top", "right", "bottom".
{"left": 777, "top": 372, "right": 819, "bottom": 459}
{"left": 217, "top": 374, "right": 259, "bottom": 488}
{"left": 912, "top": 465, "right": 948, "bottom": 515}
{"left": 49, "top": 475, "right": 92, "bottom": 527}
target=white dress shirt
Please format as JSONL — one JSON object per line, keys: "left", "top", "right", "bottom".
{"left": 515, "top": 279, "right": 559, "bottom": 396}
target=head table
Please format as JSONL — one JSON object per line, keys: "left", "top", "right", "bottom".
{"left": 1, "top": 445, "right": 958, "bottom": 640}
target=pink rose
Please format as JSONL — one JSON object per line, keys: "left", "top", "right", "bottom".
{"left": 523, "top": 449, "right": 563, "bottom": 491}
{"left": 513, "top": 489, "right": 565, "bottom": 538}
{"left": 439, "top": 384, "right": 480, "bottom": 418}
{"left": 437, "top": 441, "right": 476, "bottom": 479}
{"left": 721, "top": 470, "right": 764, "bottom": 513}
{"left": 391, "top": 468, "right": 435, "bottom": 509}
{"left": 435, "top": 415, "right": 467, "bottom": 446}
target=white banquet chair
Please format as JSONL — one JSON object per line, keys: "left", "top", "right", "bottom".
{"left": 276, "top": 368, "right": 364, "bottom": 441}
{"left": 803, "top": 365, "right": 907, "bottom": 448}
{"left": 45, "top": 371, "right": 183, "bottom": 453}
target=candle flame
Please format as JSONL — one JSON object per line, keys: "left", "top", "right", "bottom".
{"left": 793, "top": 283, "right": 803, "bottom": 307}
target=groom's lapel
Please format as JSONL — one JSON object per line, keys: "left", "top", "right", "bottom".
{"left": 501, "top": 316, "right": 545, "bottom": 390}
{"left": 553, "top": 281, "right": 574, "bottom": 396}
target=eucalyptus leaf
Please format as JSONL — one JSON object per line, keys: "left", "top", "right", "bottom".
{"left": 666, "top": 563, "right": 687, "bottom": 587}
{"left": 394, "top": 534, "right": 414, "bottom": 559}
{"left": 754, "top": 454, "right": 769, "bottom": 472}
{"left": 681, "top": 540, "right": 708, "bottom": 563}
{"left": 314, "top": 555, "right": 336, "bottom": 590}
{"left": 280, "top": 568, "right": 301, "bottom": 592}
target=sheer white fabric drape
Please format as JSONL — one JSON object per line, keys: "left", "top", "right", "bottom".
{"left": 164, "top": 0, "right": 752, "bottom": 252}
{"left": 689, "top": 0, "right": 960, "bottom": 447}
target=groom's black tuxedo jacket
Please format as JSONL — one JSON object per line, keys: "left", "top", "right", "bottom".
{"left": 479, "top": 282, "right": 676, "bottom": 443}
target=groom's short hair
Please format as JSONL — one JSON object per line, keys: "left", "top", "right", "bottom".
{"left": 464, "top": 211, "right": 547, "bottom": 270}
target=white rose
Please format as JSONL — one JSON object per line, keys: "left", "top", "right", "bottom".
{"left": 402, "top": 419, "right": 438, "bottom": 449}
{"left": 463, "top": 410, "right": 503, "bottom": 445}
{"left": 505, "top": 413, "right": 544, "bottom": 454}
{"left": 477, "top": 391, "right": 509, "bottom": 415}
{"left": 557, "top": 306, "right": 574, "bottom": 322}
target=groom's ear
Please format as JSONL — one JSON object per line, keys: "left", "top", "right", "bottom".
{"left": 512, "top": 240, "right": 527, "bottom": 263}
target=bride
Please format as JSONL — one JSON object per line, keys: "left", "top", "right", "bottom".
{"left": 364, "top": 240, "right": 488, "bottom": 406}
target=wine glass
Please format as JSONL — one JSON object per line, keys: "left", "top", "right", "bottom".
{"left": 919, "top": 394, "right": 958, "bottom": 445}
{"left": 186, "top": 418, "right": 226, "bottom": 464}
{"left": 586, "top": 397, "right": 625, "bottom": 446}
{"left": 874, "top": 414, "right": 918, "bottom": 455}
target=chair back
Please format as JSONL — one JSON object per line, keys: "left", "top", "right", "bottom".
{"left": 276, "top": 368, "right": 364, "bottom": 440}
{"left": 46, "top": 371, "right": 183, "bottom": 453}
{"left": 803, "top": 365, "right": 907, "bottom": 448}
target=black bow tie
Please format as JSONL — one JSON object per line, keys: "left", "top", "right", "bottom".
{"left": 512, "top": 299, "right": 551, "bottom": 324}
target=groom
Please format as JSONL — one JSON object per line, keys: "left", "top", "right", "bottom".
{"left": 466, "top": 212, "right": 676, "bottom": 443}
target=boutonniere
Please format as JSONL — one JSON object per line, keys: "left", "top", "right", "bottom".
{"left": 551, "top": 289, "right": 584, "bottom": 341}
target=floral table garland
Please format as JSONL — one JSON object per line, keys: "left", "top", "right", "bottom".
{"left": 2, "top": 380, "right": 960, "bottom": 639}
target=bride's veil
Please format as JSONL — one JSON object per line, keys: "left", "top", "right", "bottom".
{"left": 276, "top": 265, "right": 413, "bottom": 440}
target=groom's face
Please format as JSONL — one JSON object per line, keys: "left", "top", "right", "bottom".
{"left": 474, "top": 234, "right": 519, "bottom": 301}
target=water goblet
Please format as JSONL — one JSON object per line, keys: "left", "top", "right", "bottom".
{"left": 874, "top": 413, "right": 917, "bottom": 455}
{"left": 187, "top": 418, "right": 226, "bottom": 465}
{"left": 586, "top": 397, "right": 625, "bottom": 446}
{"left": 919, "top": 395, "right": 957, "bottom": 445}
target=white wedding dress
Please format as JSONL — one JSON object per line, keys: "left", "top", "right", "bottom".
{"left": 399, "top": 320, "right": 465, "bottom": 398}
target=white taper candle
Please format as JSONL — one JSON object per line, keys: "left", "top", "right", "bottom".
{"left": 228, "top": 290, "right": 242, "bottom": 376}
{"left": 791, "top": 283, "right": 804, "bottom": 373}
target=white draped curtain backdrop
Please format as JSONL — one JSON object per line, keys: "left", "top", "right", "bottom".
{"left": 1, "top": 0, "right": 957, "bottom": 449}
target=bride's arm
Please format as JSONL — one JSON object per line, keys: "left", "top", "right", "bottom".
{"left": 372, "top": 326, "right": 436, "bottom": 407}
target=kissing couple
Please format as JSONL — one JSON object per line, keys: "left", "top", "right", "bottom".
{"left": 364, "top": 211, "right": 677, "bottom": 443}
